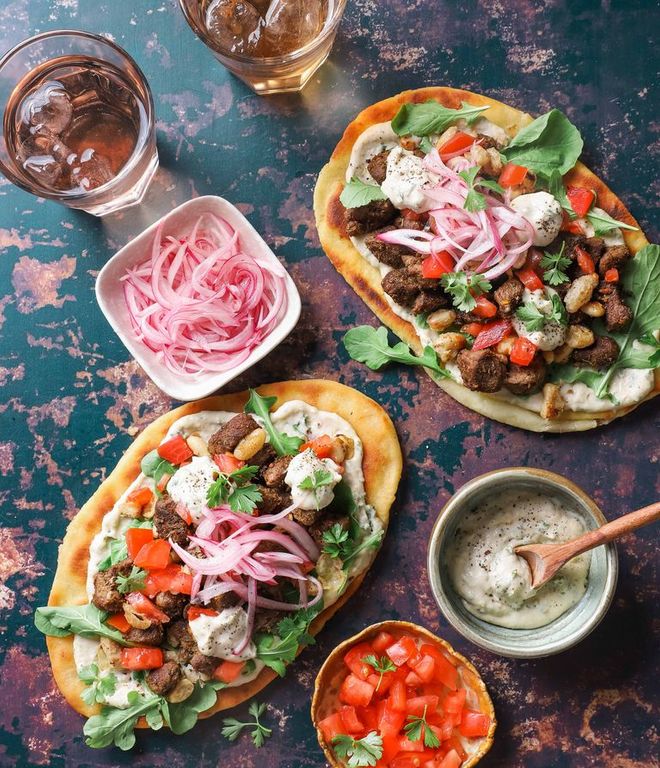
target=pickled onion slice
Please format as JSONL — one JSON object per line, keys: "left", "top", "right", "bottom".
{"left": 121, "top": 213, "right": 288, "bottom": 376}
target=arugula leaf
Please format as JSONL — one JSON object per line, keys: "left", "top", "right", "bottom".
{"left": 35, "top": 604, "right": 129, "bottom": 645}
{"left": 419, "top": 136, "right": 434, "bottom": 153}
{"left": 458, "top": 165, "right": 504, "bottom": 212}
{"left": 546, "top": 169, "right": 574, "bottom": 215}
{"left": 244, "top": 390, "right": 304, "bottom": 457}
{"left": 165, "top": 682, "right": 224, "bottom": 735}
{"left": 343, "top": 325, "right": 449, "bottom": 378}
{"left": 363, "top": 654, "right": 396, "bottom": 691}
{"left": 340, "top": 177, "right": 387, "bottom": 208}
{"left": 332, "top": 732, "right": 383, "bottom": 767}
{"left": 299, "top": 469, "right": 335, "bottom": 491}
{"left": 404, "top": 706, "right": 441, "bottom": 749}
{"left": 501, "top": 109, "right": 583, "bottom": 178}
{"left": 221, "top": 701, "right": 272, "bottom": 748}
{"left": 254, "top": 632, "right": 300, "bottom": 677}
{"left": 140, "top": 449, "right": 177, "bottom": 490}
{"left": 391, "top": 100, "right": 487, "bottom": 137}
{"left": 550, "top": 293, "right": 568, "bottom": 326}
{"left": 541, "top": 242, "right": 571, "bottom": 286}
{"left": 79, "top": 664, "right": 117, "bottom": 707}
{"left": 440, "top": 271, "right": 492, "bottom": 312}
{"left": 83, "top": 690, "right": 162, "bottom": 750}
{"left": 116, "top": 565, "right": 147, "bottom": 595}
{"left": 586, "top": 208, "right": 638, "bottom": 236}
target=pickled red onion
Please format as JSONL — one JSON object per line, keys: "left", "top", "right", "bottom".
{"left": 121, "top": 213, "right": 288, "bottom": 375}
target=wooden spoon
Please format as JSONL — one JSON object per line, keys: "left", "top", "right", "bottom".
{"left": 515, "top": 501, "right": 660, "bottom": 589}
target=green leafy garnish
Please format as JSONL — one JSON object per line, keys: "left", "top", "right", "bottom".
{"left": 116, "top": 565, "right": 147, "bottom": 595}
{"left": 541, "top": 242, "right": 572, "bottom": 286}
{"left": 515, "top": 293, "right": 567, "bottom": 332}
{"left": 332, "top": 732, "right": 383, "bottom": 767}
{"left": 97, "top": 520, "right": 153, "bottom": 571}
{"left": 340, "top": 177, "right": 387, "bottom": 208}
{"left": 207, "top": 464, "right": 262, "bottom": 513}
{"left": 391, "top": 100, "right": 487, "bottom": 137}
{"left": 458, "top": 165, "right": 504, "bottom": 212}
{"left": 440, "top": 271, "right": 492, "bottom": 312}
{"left": 419, "top": 136, "right": 434, "bottom": 153}
{"left": 343, "top": 325, "right": 449, "bottom": 378}
{"left": 221, "top": 701, "right": 272, "bottom": 748}
{"left": 546, "top": 169, "right": 574, "bottom": 215}
{"left": 244, "top": 390, "right": 304, "bottom": 457}
{"left": 255, "top": 631, "right": 301, "bottom": 677}
{"left": 404, "top": 705, "right": 441, "bottom": 748}
{"left": 322, "top": 523, "right": 383, "bottom": 570}
{"left": 140, "top": 450, "right": 177, "bottom": 490}
{"left": 79, "top": 664, "right": 117, "bottom": 707}
{"left": 276, "top": 605, "right": 320, "bottom": 649}
{"left": 586, "top": 208, "right": 639, "bottom": 236}
{"left": 363, "top": 654, "right": 396, "bottom": 691}
{"left": 299, "top": 468, "right": 335, "bottom": 491}
{"left": 34, "top": 604, "right": 129, "bottom": 645}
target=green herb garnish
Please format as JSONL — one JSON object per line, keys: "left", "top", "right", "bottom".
{"left": 207, "top": 464, "right": 262, "bottom": 513}
{"left": 541, "top": 242, "right": 572, "bottom": 286}
{"left": 363, "top": 654, "right": 396, "bottom": 691}
{"left": 440, "top": 271, "right": 492, "bottom": 312}
{"left": 391, "top": 100, "right": 487, "bottom": 137}
{"left": 116, "top": 565, "right": 147, "bottom": 595}
{"left": 35, "top": 604, "right": 129, "bottom": 645}
{"left": 458, "top": 165, "right": 504, "bottom": 212}
{"left": 79, "top": 664, "right": 117, "bottom": 707}
{"left": 221, "top": 701, "right": 272, "bottom": 748}
{"left": 332, "top": 732, "right": 383, "bottom": 767}
{"left": 340, "top": 177, "right": 387, "bottom": 208}
{"left": 244, "top": 390, "right": 304, "bottom": 457}
{"left": 404, "top": 705, "right": 441, "bottom": 748}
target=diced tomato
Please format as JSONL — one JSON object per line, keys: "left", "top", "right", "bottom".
{"left": 389, "top": 678, "right": 407, "bottom": 712}
{"left": 125, "top": 592, "right": 170, "bottom": 623}
{"left": 566, "top": 186, "right": 595, "bottom": 218}
{"left": 382, "top": 732, "right": 401, "bottom": 763}
{"left": 499, "top": 163, "right": 528, "bottom": 188}
{"left": 125, "top": 527, "right": 154, "bottom": 560}
{"left": 379, "top": 702, "right": 406, "bottom": 736}
{"left": 143, "top": 564, "right": 193, "bottom": 597}
{"left": 339, "top": 674, "right": 376, "bottom": 708}
{"left": 421, "top": 251, "right": 454, "bottom": 279}
{"left": 438, "top": 750, "right": 462, "bottom": 768}
{"left": 510, "top": 337, "right": 537, "bottom": 366}
{"left": 386, "top": 636, "right": 418, "bottom": 667}
{"left": 299, "top": 434, "right": 334, "bottom": 459}
{"left": 213, "top": 453, "right": 245, "bottom": 474}
{"left": 516, "top": 265, "right": 544, "bottom": 292}
{"left": 318, "top": 712, "right": 345, "bottom": 743}
{"left": 459, "top": 710, "right": 491, "bottom": 738}
{"left": 391, "top": 751, "right": 437, "bottom": 768}
{"left": 213, "top": 660, "right": 244, "bottom": 683}
{"left": 367, "top": 672, "right": 394, "bottom": 695}
{"left": 120, "top": 647, "right": 163, "bottom": 670}
{"left": 438, "top": 131, "right": 475, "bottom": 160}
{"left": 126, "top": 487, "right": 154, "bottom": 508}
{"left": 463, "top": 322, "right": 484, "bottom": 338}
{"left": 605, "top": 268, "right": 619, "bottom": 283}
{"left": 339, "top": 705, "right": 364, "bottom": 734}
{"left": 357, "top": 706, "right": 379, "bottom": 732}
{"left": 445, "top": 734, "right": 467, "bottom": 761}
{"left": 156, "top": 473, "right": 171, "bottom": 493}
{"left": 561, "top": 209, "right": 584, "bottom": 234}
{"left": 344, "top": 642, "right": 375, "bottom": 681}
{"left": 187, "top": 605, "right": 218, "bottom": 622}
{"left": 133, "top": 538, "right": 171, "bottom": 570}
{"left": 401, "top": 208, "right": 428, "bottom": 222}
{"left": 576, "top": 246, "right": 595, "bottom": 274}
{"left": 418, "top": 645, "right": 459, "bottom": 691}
{"left": 406, "top": 695, "right": 440, "bottom": 717}
{"left": 157, "top": 435, "right": 193, "bottom": 465}
{"left": 411, "top": 655, "right": 436, "bottom": 684}
{"left": 405, "top": 669, "right": 424, "bottom": 687}
{"left": 472, "top": 295, "right": 498, "bottom": 319}
{"left": 472, "top": 319, "right": 512, "bottom": 350}
{"left": 106, "top": 613, "right": 130, "bottom": 633}
{"left": 443, "top": 688, "right": 467, "bottom": 715}
{"left": 176, "top": 503, "right": 192, "bottom": 525}
{"left": 372, "top": 631, "right": 395, "bottom": 654}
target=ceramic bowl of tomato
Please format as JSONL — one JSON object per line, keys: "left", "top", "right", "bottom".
{"left": 311, "top": 620, "right": 495, "bottom": 768}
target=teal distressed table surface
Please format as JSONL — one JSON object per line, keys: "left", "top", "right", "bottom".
{"left": 0, "top": 1, "right": 658, "bottom": 766}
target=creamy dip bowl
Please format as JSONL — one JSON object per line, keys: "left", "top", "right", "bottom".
{"left": 427, "top": 468, "right": 618, "bottom": 658}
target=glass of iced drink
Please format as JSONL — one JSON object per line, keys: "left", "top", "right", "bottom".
{"left": 0, "top": 31, "right": 158, "bottom": 216}
{"left": 179, "top": 0, "right": 347, "bottom": 94}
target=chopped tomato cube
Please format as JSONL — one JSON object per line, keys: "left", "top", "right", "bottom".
{"left": 391, "top": 751, "right": 437, "bottom": 767}
{"left": 406, "top": 695, "right": 440, "bottom": 717}
{"left": 516, "top": 265, "right": 544, "bottom": 292}
{"left": 438, "top": 131, "right": 475, "bottom": 160}
{"left": 389, "top": 678, "right": 407, "bottom": 712}
{"left": 357, "top": 706, "right": 379, "bottom": 731}
{"left": 459, "top": 710, "right": 491, "bottom": 738}
{"left": 125, "top": 527, "right": 154, "bottom": 561}
{"left": 125, "top": 592, "right": 170, "bottom": 623}
{"left": 379, "top": 703, "right": 406, "bottom": 736}
{"left": 576, "top": 246, "right": 595, "bottom": 274}
{"left": 187, "top": 605, "right": 218, "bottom": 622}
{"left": 561, "top": 209, "right": 584, "bottom": 234}
{"left": 213, "top": 453, "right": 245, "bottom": 474}
{"left": 472, "top": 295, "right": 498, "bottom": 319}
{"left": 106, "top": 613, "right": 130, "bottom": 633}
{"left": 510, "top": 337, "right": 537, "bottom": 366}
{"left": 143, "top": 565, "right": 193, "bottom": 597}
{"left": 400, "top": 208, "right": 428, "bottom": 222}
{"left": 344, "top": 642, "right": 375, "bottom": 681}
{"left": 381, "top": 732, "right": 401, "bottom": 763}
{"left": 499, "top": 162, "right": 528, "bottom": 188}
{"left": 445, "top": 734, "right": 467, "bottom": 761}
{"left": 133, "top": 538, "right": 171, "bottom": 570}
{"left": 126, "top": 487, "right": 154, "bottom": 508}
{"left": 213, "top": 660, "right": 244, "bottom": 683}
{"left": 318, "top": 712, "right": 345, "bottom": 743}
{"left": 367, "top": 672, "right": 394, "bottom": 694}
{"left": 157, "top": 435, "right": 193, "bottom": 465}
{"left": 604, "top": 268, "right": 619, "bottom": 283}
{"left": 566, "top": 186, "right": 595, "bottom": 218}
{"left": 443, "top": 688, "right": 467, "bottom": 715}
{"left": 411, "top": 655, "right": 436, "bottom": 683}
{"left": 418, "top": 645, "right": 459, "bottom": 691}
{"left": 438, "top": 750, "right": 462, "bottom": 768}
{"left": 299, "top": 434, "right": 333, "bottom": 459}
{"left": 421, "top": 251, "right": 454, "bottom": 279}
{"left": 120, "top": 647, "right": 163, "bottom": 670}
{"left": 405, "top": 669, "right": 423, "bottom": 686}
{"left": 386, "top": 636, "right": 418, "bottom": 667}
{"left": 472, "top": 319, "right": 512, "bottom": 350}
{"left": 339, "top": 705, "right": 364, "bottom": 734}
{"left": 372, "top": 631, "right": 395, "bottom": 654}
{"left": 339, "top": 674, "right": 376, "bottom": 708}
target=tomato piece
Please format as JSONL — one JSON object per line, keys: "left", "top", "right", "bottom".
{"left": 421, "top": 251, "right": 454, "bottom": 279}
{"left": 106, "top": 613, "right": 130, "bottom": 633}
{"left": 510, "top": 337, "right": 537, "bottom": 366}
{"left": 213, "top": 660, "right": 244, "bottom": 683}
{"left": 576, "top": 246, "right": 595, "bottom": 274}
{"left": 400, "top": 207, "right": 428, "bottom": 222}
{"left": 176, "top": 503, "right": 192, "bottom": 525}
{"left": 499, "top": 162, "right": 528, "bottom": 188}
{"left": 339, "top": 705, "right": 364, "bottom": 734}
{"left": 344, "top": 642, "right": 375, "bottom": 681}
{"left": 134, "top": 538, "right": 171, "bottom": 570}
{"left": 157, "top": 435, "right": 193, "bottom": 465}
{"left": 605, "top": 268, "right": 619, "bottom": 283}
{"left": 372, "top": 631, "right": 395, "bottom": 654}
{"left": 379, "top": 702, "right": 406, "bottom": 736}
{"left": 188, "top": 605, "right": 218, "bottom": 622}
{"left": 405, "top": 669, "right": 424, "bottom": 687}
{"left": 561, "top": 209, "right": 584, "bottom": 234}
{"left": 445, "top": 734, "right": 467, "bottom": 761}
{"left": 443, "top": 689, "right": 466, "bottom": 715}
{"left": 406, "top": 695, "right": 440, "bottom": 717}
{"left": 459, "top": 710, "right": 491, "bottom": 738}
{"left": 143, "top": 565, "right": 193, "bottom": 597}
{"left": 125, "top": 527, "right": 154, "bottom": 560}
{"left": 462, "top": 322, "right": 483, "bottom": 338}
{"left": 472, "top": 319, "right": 512, "bottom": 351}
{"left": 367, "top": 672, "right": 394, "bottom": 695}
{"left": 438, "top": 750, "right": 462, "bottom": 768}
{"left": 389, "top": 678, "right": 407, "bottom": 712}
{"left": 125, "top": 592, "right": 170, "bottom": 623}
{"left": 356, "top": 705, "right": 379, "bottom": 732}
{"left": 516, "top": 265, "right": 544, "bottom": 292}
{"left": 411, "top": 655, "right": 436, "bottom": 684}
{"left": 382, "top": 732, "right": 401, "bottom": 763}
{"left": 386, "top": 636, "right": 418, "bottom": 667}
{"left": 472, "top": 295, "right": 498, "bottom": 319}
{"left": 127, "top": 487, "right": 154, "bottom": 508}
{"left": 120, "top": 647, "right": 163, "bottom": 670}
{"left": 213, "top": 453, "right": 245, "bottom": 474}
{"left": 299, "top": 434, "right": 334, "bottom": 459}
{"left": 438, "top": 131, "right": 475, "bottom": 160}
{"left": 418, "top": 645, "right": 459, "bottom": 691}
{"left": 566, "top": 186, "right": 595, "bottom": 218}
{"left": 318, "top": 712, "right": 345, "bottom": 743}
{"left": 339, "top": 674, "right": 376, "bottom": 708}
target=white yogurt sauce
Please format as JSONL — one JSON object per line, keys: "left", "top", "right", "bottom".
{"left": 448, "top": 489, "right": 591, "bottom": 629}
{"left": 381, "top": 147, "right": 437, "bottom": 212}
{"left": 189, "top": 607, "right": 256, "bottom": 661}
{"left": 285, "top": 449, "right": 342, "bottom": 510}
{"left": 511, "top": 191, "right": 563, "bottom": 246}
{"left": 511, "top": 288, "right": 567, "bottom": 351}
{"left": 166, "top": 456, "right": 218, "bottom": 524}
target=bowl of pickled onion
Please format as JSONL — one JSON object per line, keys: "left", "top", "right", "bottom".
{"left": 96, "top": 196, "right": 301, "bottom": 400}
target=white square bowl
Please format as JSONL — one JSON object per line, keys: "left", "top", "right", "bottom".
{"left": 95, "top": 195, "right": 301, "bottom": 401}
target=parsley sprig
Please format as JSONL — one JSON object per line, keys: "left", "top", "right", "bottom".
{"left": 79, "top": 664, "right": 117, "bottom": 706}
{"left": 458, "top": 165, "right": 504, "bottom": 212}
{"left": 515, "top": 293, "right": 567, "bottom": 332}
{"left": 540, "top": 242, "right": 571, "bottom": 286}
{"left": 363, "top": 654, "right": 396, "bottom": 691}
{"left": 440, "top": 271, "right": 492, "bottom": 312}
{"left": 221, "top": 702, "right": 272, "bottom": 748}
{"left": 322, "top": 523, "right": 383, "bottom": 569}
{"left": 116, "top": 565, "right": 147, "bottom": 595}
{"left": 207, "top": 464, "right": 262, "bottom": 513}
{"left": 299, "top": 468, "right": 334, "bottom": 491}
{"left": 404, "top": 705, "right": 441, "bottom": 748}
{"left": 332, "top": 732, "right": 383, "bottom": 767}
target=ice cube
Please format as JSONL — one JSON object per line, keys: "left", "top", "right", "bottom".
{"left": 19, "top": 130, "right": 73, "bottom": 188}
{"left": 263, "top": 0, "right": 324, "bottom": 51}
{"left": 206, "top": 0, "right": 264, "bottom": 55}
{"left": 21, "top": 80, "right": 73, "bottom": 134}
{"left": 69, "top": 148, "right": 114, "bottom": 191}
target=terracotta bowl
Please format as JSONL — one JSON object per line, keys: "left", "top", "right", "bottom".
{"left": 311, "top": 620, "right": 496, "bottom": 767}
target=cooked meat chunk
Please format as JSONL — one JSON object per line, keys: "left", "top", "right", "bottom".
{"left": 251, "top": 444, "right": 276, "bottom": 468}
{"left": 504, "top": 359, "right": 547, "bottom": 395}
{"left": 394, "top": 214, "right": 425, "bottom": 231}
{"left": 494, "top": 278, "right": 524, "bottom": 316}
{"left": 382, "top": 268, "right": 421, "bottom": 309}
{"left": 345, "top": 199, "right": 397, "bottom": 236}
{"left": 367, "top": 150, "right": 389, "bottom": 184}
{"left": 262, "top": 455, "right": 293, "bottom": 488}
{"left": 365, "top": 227, "right": 409, "bottom": 269}
{"left": 207, "top": 413, "right": 259, "bottom": 456}
{"left": 166, "top": 620, "right": 198, "bottom": 663}
{"left": 412, "top": 290, "right": 449, "bottom": 315}
{"left": 584, "top": 236, "right": 606, "bottom": 260}
{"left": 257, "top": 487, "right": 291, "bottom": 515}
{"left": 92, "top": 559, "right": 132, "bottom": 613}
{"left": 146, "top": 661, "right": 181, "bottom": 696}
{"left": 457, "top": 349, "right": 507, "bottom": 393}
{"left": 125, "top": 623, "right": 165, "bottom": 646}
{"left": 154, "top": 495, "right": 190, "bottom": 547}
{"left": 598, "top": 245, "right": 630, "bottom": 276}
{"left": 208, "top": 592, "right": 240, "bottom": 612}
{"left": 309, "top": 513, "right": 350, "bottom": 547}
{"left": 155, "top": 591, "right": 189, "bottom": 619}
{"left": 254, "top": 610, "right": 287, "bottom": 635}
{"left": 190, "top": 651, "right": 221, "bottom": 676}
{"left": 604, "top": 289, "right": 633, "bottom": 332}
{"left": 563, "top": 233, "right": 587, "bottom": 257}
{"left": 291, "top": 507, "right": 323, "bottom": 526}
{"left": 401, "top": 252, "right": 423, "bottom": 268}
{"left": 476, "top": 134, "right": 498, "bottom": 150}
{"left": 572, "top": 336, "right": 620, "bottom": 369}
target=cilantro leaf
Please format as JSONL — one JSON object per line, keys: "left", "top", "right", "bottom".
{"left": 405, "top": 706, "right": 441, "bottom": 749}
{"left": 207, "top": 464, "right": 261, "bottom": 513}
{"left": 34, "top": 604, "right": 129, "bottom": 645}
{"left": 586, "top": 209, "right": 638, "bottom": 236}
{"left": 221, "top": 701, "right": 272, "bottom": 748}
{"left": 229, "top": 484, "right": 263, "bottom": 513}
{"left": 244, "top": 390, "right": 304, "bottom": 457}
{"left": 340, "top": 177, "right": 387, "bottom": 208}
{"left": 322, "top": 523, "right": 351, "bottom": 559}
{"left": 550, "top": 293, "right": 568, "bottom": 326}
{"left": 79, "top": 663, "right": 117, "bottom": 707}
{"left": 254, "top": 632, "right": 300, "bottom": 677}
{"left": 363, "top": 654, "right": 396, "bottom": 691}
{"left": 299, "top": 469, "right": 335, "bottom": 491}
{"left": 440, "top": 271, "right": 492, "bottom": 312}
{"left": 541, "top": 242, "right": 571, "bottom": 286}
{"left": 332, "top": 732, "right": 383, "bottom": 767}
{"left": 343, "top": 325, "right": 450, "bottom": 378}
{"left": 116, "top": 565, "right": 147, "bottom": 595}
{"left": 515, "top": 302, "right": 546, "bottom": 331}
{"left": 391, "top": 100, "right": 487, "bottom": 137}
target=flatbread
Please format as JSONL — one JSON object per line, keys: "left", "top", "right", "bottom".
{"left": 46, "top": 379, "right": 402, "bottom": 725}
{"left": 314, "top": 86, "right": 658, "bottom": 432}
